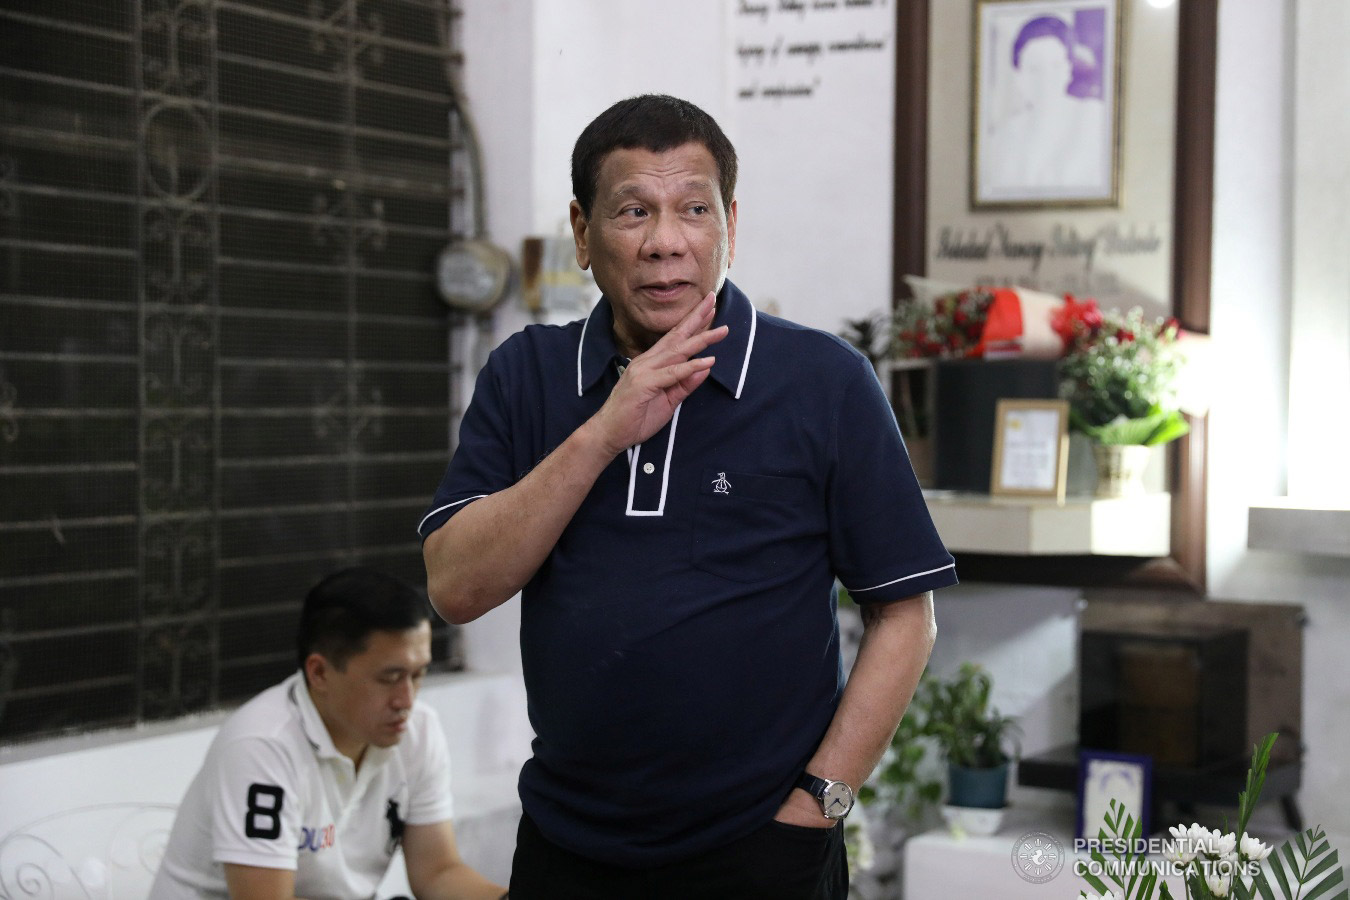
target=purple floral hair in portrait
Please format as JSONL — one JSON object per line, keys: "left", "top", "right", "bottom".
{"left": 1011, "top": 7, "right": 1107, "bottom": 100}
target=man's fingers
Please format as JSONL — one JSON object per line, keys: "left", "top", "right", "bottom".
{"left": 678, "top": 291, "right": 717, "bottom": 332}
{"left": 650, "top": 321, "right": 727, "bottom": 367}
{"left": 633, "top": 355, "right": 715, "bottom": 394}
{"left": 660, "top": 292, "right": 718, "bottom": 345}
{"left": 665, "top": 355, "right": 715, "bottom": 384}
{"left": 626, "top": 292, "right": 725, "bottom": 375}
{"left": 685, "top": 323, "right": 729, "bottom": 354}
{"left": 676, "top": 363, "right": 714, "bottom": 395}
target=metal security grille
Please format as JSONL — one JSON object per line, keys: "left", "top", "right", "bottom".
{"left": 0, "top": 0, "right": 466, "bottom": 743}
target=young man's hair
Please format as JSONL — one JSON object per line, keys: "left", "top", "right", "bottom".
{"left": 297, "top": 567, "right": 431, "bottom": 676}
{"left": 571, "top": 94, "right": 738, "bottom": 218}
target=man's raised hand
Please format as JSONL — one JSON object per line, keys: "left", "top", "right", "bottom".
{"left": 587, "top": 291, "right": 728, "bottom": 457}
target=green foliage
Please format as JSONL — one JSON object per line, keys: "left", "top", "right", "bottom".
{"left": 1059, "top": 306, "right": 1189, "bottom": 446}
{"left": 1081, "top": 798, "right": 1161, "bottom": 900}
{"left": 1071, "top": 404, "right": 1190, "bottom": 447}
{"left": 1237, "top": 733, "right": 1278, "bottom": 842}
{"left": 1238, "top": 826, "right": 1348, "bottom": 900}
{"left": 918, "top": 662, "right": 1019, "bottom": 769}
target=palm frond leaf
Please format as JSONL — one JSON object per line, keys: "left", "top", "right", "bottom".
{"left": 1081, "top": 799, "right": 1157, "bottom": 899}
{"left": 1237, "top": 734, "right": 1278, "bottom": 839}
{"left": 1249, "top": 826, "right": 1349, "bottom": 900}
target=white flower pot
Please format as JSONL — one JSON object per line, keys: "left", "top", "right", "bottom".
{"left": 1091, "top": 443, "right": 1151, "bottom": 497}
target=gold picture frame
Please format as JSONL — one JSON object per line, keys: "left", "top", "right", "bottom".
{"left": 970, "top": 0, "right": 1124, "bottom": 209}
{"left": 990, "top": 398, "right": 1070, "bottom": 501}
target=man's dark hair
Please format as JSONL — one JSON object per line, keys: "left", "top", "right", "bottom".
{"left": 571, "top": 94, "right": 738, "bottom": 218}
{"left": 297, "top": 567, "right": 431, "bottom": 675}
{"left": 1012, "top": 15, "right": 1073, "bottom": 68}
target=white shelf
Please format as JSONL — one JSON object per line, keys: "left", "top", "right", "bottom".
{"left": 922, "top": 490, "right": 1171, "bottom": 557}
{"left": 1248, "top": 499, "right": 1350, "bottom": 557}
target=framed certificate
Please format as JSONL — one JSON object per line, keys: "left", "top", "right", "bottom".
{"left": 990, "top": 398, "right": 1069, "bottom": 501}
{"left": 1077, "top": 749, "right": 1153, "bottom": 842}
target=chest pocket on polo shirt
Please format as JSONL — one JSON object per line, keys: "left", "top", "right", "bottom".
{"left": 691, "top": 470, "right": 823, "bottom": 583}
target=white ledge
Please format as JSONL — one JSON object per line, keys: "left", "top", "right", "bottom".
{"left": 1248, "top": 499, "right": 1350, "bottom": 557}
{"left": 922, "top": 490, "right": 1171, "bottom": 556}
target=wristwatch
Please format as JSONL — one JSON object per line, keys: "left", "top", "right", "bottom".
{"left": 796, "top": 772, "right": 855, "bottom": 820}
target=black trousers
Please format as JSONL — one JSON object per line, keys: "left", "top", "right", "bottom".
{"left": 508, "top": 811, "right": 848, "bottom": 900}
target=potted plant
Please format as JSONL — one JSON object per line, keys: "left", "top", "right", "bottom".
{"left": 1054, "top": 299, "right": 1191, "bottom": 496}
{"left": 919, "top": 662, "right": 1020, "bottom": 812}
{"left": 839, "top": 656, "right": 1020, "bottom": 889}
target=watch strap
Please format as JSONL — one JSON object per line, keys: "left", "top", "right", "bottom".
{"left": 796, "top": 772, "right": 830, "bottom": 800}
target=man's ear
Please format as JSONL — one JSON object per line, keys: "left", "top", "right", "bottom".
{"left": 569, "top": 199, "right": 591, "bottom": 271}
{"left": 726, "top": 197, "right": 737, "bottom": 267}
{"left": 304, "top": 652, "right": 329, "bottom": 691}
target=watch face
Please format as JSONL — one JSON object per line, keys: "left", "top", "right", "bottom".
{"left": 821, "top": 781, "right": 854, "bottom": 819}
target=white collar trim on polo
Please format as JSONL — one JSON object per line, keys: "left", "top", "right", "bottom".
{"left": 288, "top": 670, "right": 393, "bottom": 774}
{"left": 575, "top": 280, "right": 758, "bottom": 400}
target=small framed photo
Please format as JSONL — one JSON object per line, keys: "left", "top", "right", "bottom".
{"left": 1077, "top": 749, "right": 1153, "bottom": 842}
{"left": 971, "top": 0, "right": 1123, "bottom": 208}
{"left": 990, "top": 399, "right": 1069, "bottom": 501}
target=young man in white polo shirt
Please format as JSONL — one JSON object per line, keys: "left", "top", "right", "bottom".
{"left": 150, "top": 568, "right": 505, "bottom": 900}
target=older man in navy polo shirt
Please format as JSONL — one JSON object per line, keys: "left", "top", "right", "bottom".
{"left": 420, "top": 94, "right": 957, "bottom": 899}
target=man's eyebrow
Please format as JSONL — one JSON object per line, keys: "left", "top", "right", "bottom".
{"left": 607, "top": 178, "right": 717, "bottom": 201}
{"left": 376, "top": 663, "right": 424, "bottom": 675}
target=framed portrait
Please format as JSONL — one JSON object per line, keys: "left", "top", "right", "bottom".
{"left": 971, "top": 0, "right": 1123, "bottom": 208}
{"left": 1077, "top": 749, "right": 1153, "bottom": 842}
{"left": 989, "top": 399, "right": 1069, "bottom": 501}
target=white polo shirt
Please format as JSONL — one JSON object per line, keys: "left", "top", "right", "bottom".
{"left": 150, "top": 671, "right": 454, "bottom": 899}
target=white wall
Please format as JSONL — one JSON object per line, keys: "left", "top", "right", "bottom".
{"left": 1285, "top": 0, "right": 1350, "bottom": 499}
{"left": 468, "top": 0, "right": 897, "bottom": 339}
{"left": 531, "top": 0, "right": 731, "bottom": 239}
{"left": 727, "top": 1, "right": 897, "bottom": 328}
{"left": 1207, "top": 0, "right": 1350, "bottom": 842}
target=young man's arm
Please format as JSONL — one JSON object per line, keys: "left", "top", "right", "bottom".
{"left": 209, "top": 738, "right": 308, "bottom": 896}
{"left": 401, "top": 820, "right": 506, "bottom": 900}
{"left": 774, "top": 591, "right": 937, "bottom": 827}
{"left": 424, "top": 292, "right": 726, "bottom": 625}
{"left": 222, "top": 863, "right": 308, "bottom": 900}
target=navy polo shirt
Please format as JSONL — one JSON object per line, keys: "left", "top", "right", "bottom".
{"left": 419, "top": 280, "right": 956, "bottom": 867}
